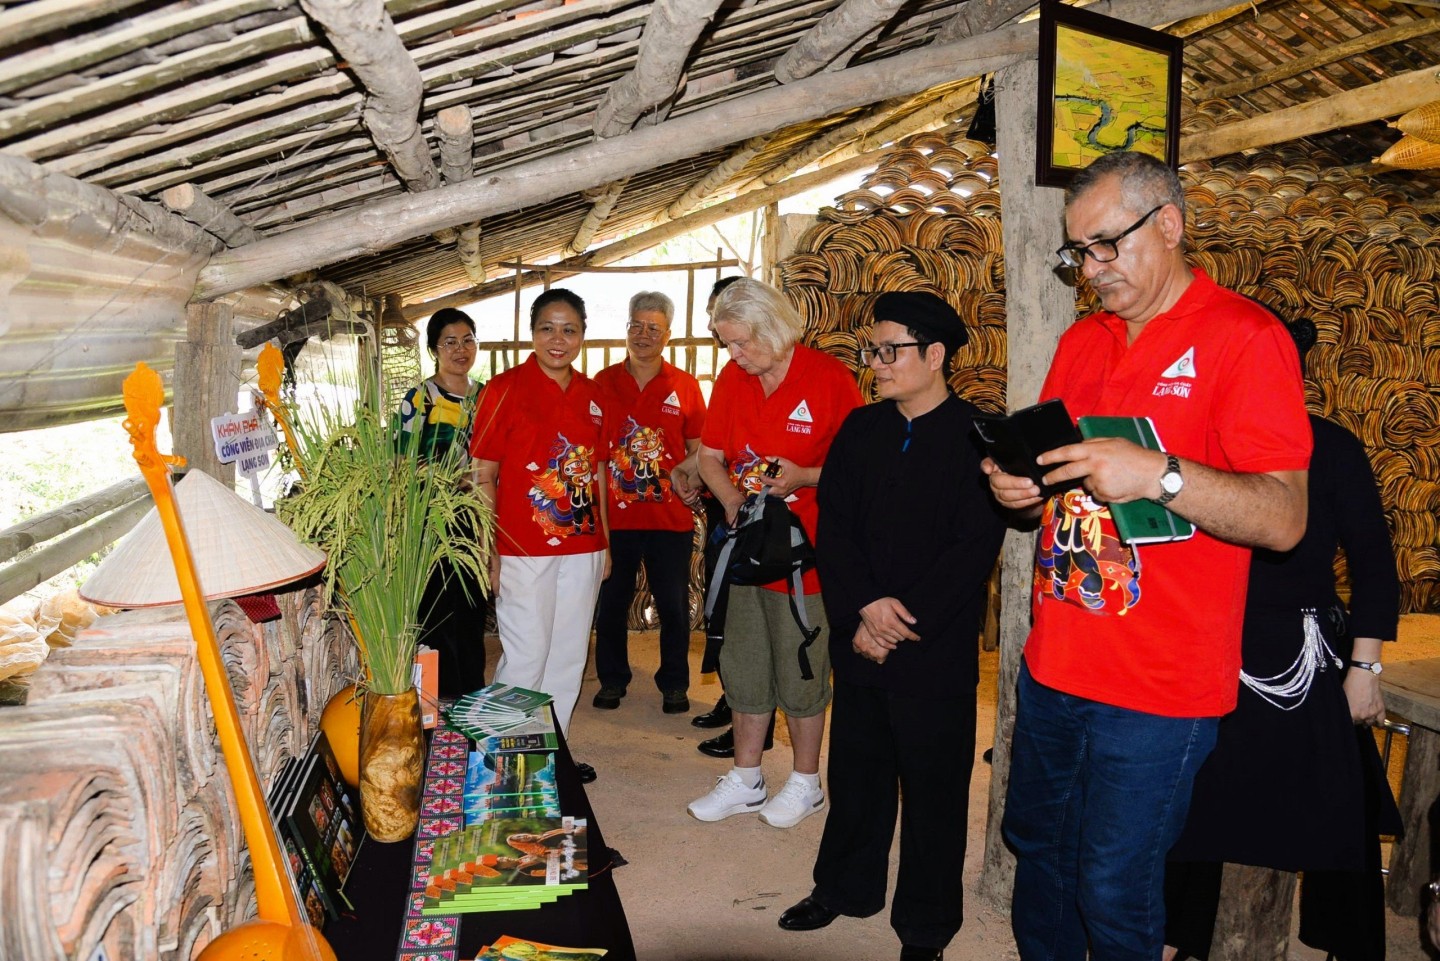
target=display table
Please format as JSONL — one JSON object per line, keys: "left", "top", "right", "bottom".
{"left": 324, "top": 721, "right": 636, "bottom": 960}
{"left": 1379, "top": 656, "right": 1440, "bottom": 916}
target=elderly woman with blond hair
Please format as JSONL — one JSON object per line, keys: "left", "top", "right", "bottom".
{"left": 686, "top": 278, "right": 862, "bottom": 828}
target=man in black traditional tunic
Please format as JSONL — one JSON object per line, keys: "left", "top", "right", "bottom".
{"left": 776, "top": 291, "right": 1006, "bottom": 961}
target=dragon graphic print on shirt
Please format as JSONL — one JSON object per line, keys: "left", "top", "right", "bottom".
{"left": 528, "top": 434, "right": 599, "bottom": 538}
{"left": 609, "top": 416, "right": 670, "bottom": 503}
{"left": 1035, "top": 489, "right": 1141, "bottom": 615}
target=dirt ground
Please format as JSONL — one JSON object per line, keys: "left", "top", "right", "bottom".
{"left": 536, "top": 613, "right": 1440, "bottom": 961}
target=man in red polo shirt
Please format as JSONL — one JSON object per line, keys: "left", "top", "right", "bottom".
{"left": 986, "top": 152, "right": 1311, "bottom": 960}
{"left": 591, "top": 291, "right": 706, "bottom": 715}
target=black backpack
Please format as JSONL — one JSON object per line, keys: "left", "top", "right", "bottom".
{"left": 703, "top": 493, "right": 822, "bottom": 680}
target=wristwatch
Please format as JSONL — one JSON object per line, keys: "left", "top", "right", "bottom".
{"left": 1349, "top": 660, "right": 1383, "bottom": 675}
{"left": 1155, "top": 454, "right": 1184, "bottom": 506}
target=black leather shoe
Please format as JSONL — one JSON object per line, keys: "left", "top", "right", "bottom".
{"left": 691, "top": 694, "right": 731, "bottom": 728}
{"left": 696, "top": 725, "right": 775, "bottom": 758}
{"left": 778, "top": 896, "right": 838, "bottom": 931}
{"left": 662, "top": 690, "right": 690, "bottom": 714}
{"left": 899, "top": 947, "right": 943, "bottom": 961}
{"left": 575, "top": 762, "right": 597, "bottom": 783}
{"left": 591, "top": 686, "right": 625, "bottom": 710}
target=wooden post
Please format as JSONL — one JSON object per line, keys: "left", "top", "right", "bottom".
{"left": 1389, "top": 724, "right": 1440, "bottom": 916}
{"left": 761, "top": 202, "right": 782, "bottom": 288}
{"left": 977, "top": 54, "right": 1073, "bottom": 908}
{"left": 1209, "top": 864, "right": 1296, "bottom": 961}
{"left": 171, "top": 302, "right": 240, "bottom": 485}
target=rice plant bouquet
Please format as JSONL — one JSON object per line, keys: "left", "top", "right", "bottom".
{"left": 272, "top": 364, "right": 491, "bottom": 697}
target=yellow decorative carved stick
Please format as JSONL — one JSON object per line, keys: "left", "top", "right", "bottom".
{"left": 253, "top": 343, "right": 372, "bottom": 676}
{"left": 122, "top": 363, "right": 335, "bottom": 961}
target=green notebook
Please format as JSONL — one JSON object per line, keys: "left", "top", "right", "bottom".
{"left": 1076, "top": 416, "right": 1196, "bottom": 546}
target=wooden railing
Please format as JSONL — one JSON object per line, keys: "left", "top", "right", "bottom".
{"left": 0, "top": 477, "right": 153, "bottom": 606}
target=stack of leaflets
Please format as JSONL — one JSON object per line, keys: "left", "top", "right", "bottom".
{"left": 464, "top": 749, "right": 561, "bottom": 826}
{"left": 475, "top": 935, "right": 607, "bottom": 959}
{"left": 420, "top": 816, "right": 589, "bottom": 916}
{"left": 447, "top": 683, "right": 554, "bottom": 740}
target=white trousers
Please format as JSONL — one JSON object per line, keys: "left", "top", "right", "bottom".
{"left": 493, "top": 550, "right": 605, "bottom": 734}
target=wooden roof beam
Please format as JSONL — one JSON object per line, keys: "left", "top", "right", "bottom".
{"left": 160, "top": 183, "right": 263, "bottom": 247}
{"left": 6, "top": 0, "right": 604, "bottom": 162}
{"left": 436, "top": 105, "right": 475, "bottom": 185}
{"left": 0, "top": 0, "right": 152, "bottom": 51}
{"left": 0, "top": 0, "right": 290, "bottom": 97}
{"left": 436, "top": 104, "right": 483, "bottom": 280}
{"left": 747, "top": 81, "right": 975, "bottom": 188}
{"left": 666, "top": 135, "right": 774, "bottom": 218}
{"left": 593, "top": 0, "right": 727, "bottom": 137}
{"left": 565, "top": 178, "right": 630, "bottom": 256}
{"left": 933, "top": 0, "right": 1033, "bottom": 45}
{"left": 1181, "top": 62, "right": 1440, "bottom": 163}
{"left": 401, "top": 136, "right": 913, "bottom": 317}
{"left": 300, "top": 0, "right": 439, "bottom": 193}
{"left": 774, "top": 0, "right": 908, "bottom": 82}
{"left": 0, "top": 154, "right": 214, "bottom": 263}
{"left": 1203, "top": 17, "right": 1440, "bottom": 100}
{"left": 196, "top": 0, "right": 1249, "bottom": 298}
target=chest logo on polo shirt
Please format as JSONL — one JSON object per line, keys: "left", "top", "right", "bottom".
{"left": 588, "top": 399, "right": 604, "bottom": 425}
{"left": 609, "top": 416, "right": 671, "bottom": 505}
{"left": 528, "top": 434, "right": 599, "bottom": 539}
{"left": 786, "top": 399, "right": 814, "bottom": 434}
{"left": 661, "top": 389, "right": 681, "bottom": 415}
{"left": 1153, "top": 346, "right": 1197, "bottom": 399}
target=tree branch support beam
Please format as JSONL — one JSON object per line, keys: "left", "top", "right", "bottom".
{"left": 594, "top": 0, "right": 726, "bottom": 137}
{"left": 300, "top": 0, "right": 439, "bottom": 192}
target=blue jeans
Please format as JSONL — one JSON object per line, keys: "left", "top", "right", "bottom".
{"left": 1005, "top": 661, "right": 1218, "bottom": 961}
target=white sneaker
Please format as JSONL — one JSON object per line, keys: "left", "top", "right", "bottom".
{"left": 759, "top": 774, "right": 825, "bottom": 828}
{"left": 687, "top": 770, "right": 767, "bottom": 822}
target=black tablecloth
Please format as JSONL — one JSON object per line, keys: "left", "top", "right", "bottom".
{"left": 324, "top": 725, "right": 636, "bottom": 960}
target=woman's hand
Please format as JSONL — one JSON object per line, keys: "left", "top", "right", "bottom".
{"left": 757, "top": 455, "right": 817, "bottom": 499}
{"left": 602, "top": 548, "right": 612, "bottom": 581}
{"left": 488, "top": 552, "right": 502, "bottom": 600}
{"left": 1343, "top": 668, "right": 1385, "bottom": 726}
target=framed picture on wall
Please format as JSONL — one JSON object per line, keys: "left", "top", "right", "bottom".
{"left": 1036, "top": 0, "right": 1183, "bottom": 187}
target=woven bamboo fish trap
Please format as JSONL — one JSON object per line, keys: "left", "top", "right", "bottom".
{"left": 779, "top": 119, "right": 1440, "bottom": 614}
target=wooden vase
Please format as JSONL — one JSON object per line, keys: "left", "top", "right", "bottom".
{"left": 358, "top": 687, "right": 424, "bottom": 842}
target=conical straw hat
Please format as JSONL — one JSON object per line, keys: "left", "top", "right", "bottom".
{"left": 81, "top": 469, "right": 326, "bottom": 608}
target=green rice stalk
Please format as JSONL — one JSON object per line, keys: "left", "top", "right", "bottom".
{"left": 275, "top": 371, "right": 492, "bottom": 696}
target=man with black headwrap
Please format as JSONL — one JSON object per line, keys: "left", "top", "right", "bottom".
{"left": 776, "top": 291, "right": 1006, "bottom": 961}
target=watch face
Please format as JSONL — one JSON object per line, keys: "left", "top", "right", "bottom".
{"left": 1161, "top": 472, "right": 1183, "bottom": 494}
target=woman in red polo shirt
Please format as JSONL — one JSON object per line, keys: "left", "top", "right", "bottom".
{"left": 470, "top": 289, "right": 609, "bottom": 742}
{"left": 687, "top": 278, "right": 862, "bottom": 829}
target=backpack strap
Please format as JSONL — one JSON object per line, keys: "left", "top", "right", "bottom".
{"left": 786, "top": 567, "right": 822, "bottom": 681}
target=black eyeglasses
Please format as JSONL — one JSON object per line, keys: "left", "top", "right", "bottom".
{"left": 858, "top": 342, "right": 926, "bottom": 365}
{"left": 1056, "top": 205, "right": 1164, "bottom": 268}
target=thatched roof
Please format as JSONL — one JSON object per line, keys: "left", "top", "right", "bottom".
{"left": 4, "top": 0, "right": 1440, "bottom": 313}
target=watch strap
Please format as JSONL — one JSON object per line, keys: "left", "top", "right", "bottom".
{"left": 1348, "top": 659, "right": 1382, "bottom": 675}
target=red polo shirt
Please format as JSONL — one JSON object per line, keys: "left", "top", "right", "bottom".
{"left": 594, "top": 360, "right": 707, "bottom": 533}
{"left": 1026, "top": 270, "right": 1312, "bottom": 716}
{"left": 702, "top": 343, "right": 862, "bottom": 592}
{"left": 469, "top": 356, "right": 608, "bottom": 557}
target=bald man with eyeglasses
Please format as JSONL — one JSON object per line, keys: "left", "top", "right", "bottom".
{"left": 984, "top": 151, "right": 1312, "bottom": 961}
